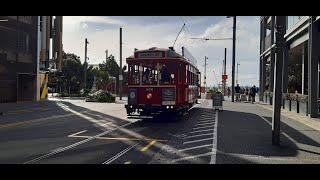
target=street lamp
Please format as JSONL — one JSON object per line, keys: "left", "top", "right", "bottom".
{"left": 227, "top": 16, "right": 236, "bottom": 102}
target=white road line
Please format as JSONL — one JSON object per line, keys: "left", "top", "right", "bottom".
{"left": 183, "top": 133, "right": 213, "bottom": 139}
{"left": 210, "top": 110, "right": 218, "bottom": 164}
{"left": 183, "top": 137, "right": 213, "bottom": 145}
{"left": 172, "top": 151, "right": 215, "bottom": 163}
{"left": 196, "top": 120, "right": 214, "bottom": 124}
{"left": 24, "top": 121, "right": 134, "bottom": 164}
{"left": 56, "top": 102, "right": 114, "bottom": 131}
{"left": 194, "top": 122, "right": 215, "bottom": 127}
{"left": 178, "top": 144, "right": 213, "bottom": 152}
{"left": 68, "top": 130, "right": 87, "bottom": 137}
{"left": 102, "top": 143, "right": 139, "bottom": 164}
{"left": 189, "top": 128, "right": 214, "bottom": 134}
{"left": 192, "top": 125, "right": 215, "bottom": 130}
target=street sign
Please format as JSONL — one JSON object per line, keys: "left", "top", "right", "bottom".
{"left": 222, "top": 75, "right": 228, "bottom": 80}
{"left": 212, "top": 92, "right": 223, "bottom": 110}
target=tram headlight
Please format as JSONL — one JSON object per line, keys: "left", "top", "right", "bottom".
{"left": 166, "top": 106, "right": 169, "bottom": 109}
{"left": 170, "top": 106, "right": 173, "bottom": 109}
{"left": 147, "top": 93, "right": 152, "bottom": 99}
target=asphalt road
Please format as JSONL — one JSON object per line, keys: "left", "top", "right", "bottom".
{"left": 0, "top": 99, "right": 218, "bottom": 164}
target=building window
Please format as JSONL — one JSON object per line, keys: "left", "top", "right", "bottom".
{"left": 287, "top": 16, "right": 304, "bottom": 30}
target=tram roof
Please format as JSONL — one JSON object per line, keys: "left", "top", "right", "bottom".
{"left": 126, "top": 47, "right": 197, "bottom": 68}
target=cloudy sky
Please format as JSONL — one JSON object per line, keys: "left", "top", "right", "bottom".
{"left": 62, "top": 16, "right": 260, "bottom": 87}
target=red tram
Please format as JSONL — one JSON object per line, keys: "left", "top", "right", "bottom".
{"left": 125, "top": 47, "right": 201, "bottom": 116}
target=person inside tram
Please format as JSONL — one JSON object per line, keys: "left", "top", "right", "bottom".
{"left": 160, "top": 65, "right": 170, "bottom": 84}
{"left": 143, "top": 67, "right": 151, "bottom": 84}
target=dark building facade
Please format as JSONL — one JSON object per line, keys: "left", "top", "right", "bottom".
{"left": 260, "top": 16, "right": 320, "bottom": 118}
{"left": 0, "top": 16, "right": 38, "bottom": 102}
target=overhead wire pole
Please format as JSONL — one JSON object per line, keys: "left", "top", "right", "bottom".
{"left": 190, "top": 37, "right": 232, "bottom": 95}
{"left": 223, "top": 48, "right": 227, "bottom": 95}
{"left": 226, "top": 16, "right": 236, "bottom": 102}
{"left": 84, "top": 38, "right": 89, "bottom": 90}
{"left": 119, "top": 27, "right": 123, "bottom": 100}
{"left": 236, "top": 62, "right": 240, "bottom": 84}
{"left": 272, "top": 16, "right": 286, "bottom": 146}
{"left": 204, "top": 56, "right": 208, "bottom": 93}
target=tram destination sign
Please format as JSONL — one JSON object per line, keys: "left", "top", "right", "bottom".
{"left": 138, "top": 51, "right": 163, "bottom": 58}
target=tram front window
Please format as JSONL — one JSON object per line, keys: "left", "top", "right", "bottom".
{"left": 142, "top": 65, "right": 158, "bottom": 85}
{"left": 129, "top": 64, "right": 140, "bottom": 85}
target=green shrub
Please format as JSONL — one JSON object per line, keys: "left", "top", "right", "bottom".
{"left": 85, "top": 90, "right": 115, "bottom": 103}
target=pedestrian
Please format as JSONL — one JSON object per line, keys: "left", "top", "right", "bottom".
{"left": 245, "top": 87, "right": 249, "bottom": 102}
{"left": 227, "top": 87, "right": 231, "bottom": 98}
{"left": 235, "top": 84, "right": 241, "bottom": 102}
{"left": 250, "top": 85, "right": 257, "bottom": 104}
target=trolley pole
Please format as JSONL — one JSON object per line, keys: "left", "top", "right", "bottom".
{"left": 119, "top": 28, "right": 123, "bottom": 100}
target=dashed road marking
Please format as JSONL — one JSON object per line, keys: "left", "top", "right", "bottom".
{"left": 178, "top": 144, "right": 213, "bottom": 152}
{"left": 189, "top": 128, "right": 214, "bottom": 134}
{"left": 192, "top": 125, "right": 215, "bottom": 130}
{"left": 183, "top": 137, "right": 214, "bottom": 145}
{"left": 183, "top": 133, "right": 213, "bottom": 139}
{"left": 210, "top": 110, "right": 218, "bottom": 164}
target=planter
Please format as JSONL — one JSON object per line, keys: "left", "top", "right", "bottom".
{"left": 291, "top": 100, "right": 298, "bottom": 113}
{"left": 264, "top": 93, "right": 269, "bottom": 103}
{"left": 299, "top": 101, "right": 308, "bottom": 116}
{"left": 284, "top": 99, "right": 291, "bottom": 111}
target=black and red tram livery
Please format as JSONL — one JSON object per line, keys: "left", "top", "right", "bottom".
{"left": 125, "top": 47, "right": 200, "bottom": 116}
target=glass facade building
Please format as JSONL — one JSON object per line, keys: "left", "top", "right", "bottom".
{"left": 286, "top": 16, "right": 304, "bottom": 30}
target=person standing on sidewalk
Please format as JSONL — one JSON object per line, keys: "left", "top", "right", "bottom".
{"left": 250, "top": 85, "right": 257, "bottom": 104}
{"left": 235, "top": 84, "right": 241, "bottom": 102}
{"left": 227, "top": 87, "right": 231, "bottom": 98}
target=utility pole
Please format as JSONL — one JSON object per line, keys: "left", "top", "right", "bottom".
{"left": 223, "top": 48, "right": 227, "bottom": 95}
{"left": 105, "top": 49, "right": 108, "bottom": 61}
{"left": 272, "top": 16, "right": 285, "bottom": 146}
{"left": 119, "top": 28, "right": 123, "bottom": 100}
{"left": 204, "top": 56, "right": 208, "bottom": 93}
{"left": 226, "top": 16, "right": 237, "bottom": 102}
{"left": 84, "top": 38, "right": 89, "bottom": 90}
{"left": 236, "top": 62, "right": 240, "bottom": 84}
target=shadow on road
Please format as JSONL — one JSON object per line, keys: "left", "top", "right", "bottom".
{"left": 216, "top": 109, "right": 320, "bottom": 164}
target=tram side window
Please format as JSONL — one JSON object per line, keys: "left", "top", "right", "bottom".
{"left": 129, "top": 64, "right": 140, "bottom": 85}
{"left": 160, "top": 64, "right": 174, "bottom": 84}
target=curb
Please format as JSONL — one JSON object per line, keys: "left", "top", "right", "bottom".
{"left": 255, "top": 101, "right": 320, "bottom": 132}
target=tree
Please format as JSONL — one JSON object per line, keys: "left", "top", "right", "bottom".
{"left": 92, "top": 67, "right": 110, "bottom": 90}
{"left": 60, "top": 52, "right": 84, "bottom": 94}
{"left": 100, "top": 55, "right": 119, "bottom": 78}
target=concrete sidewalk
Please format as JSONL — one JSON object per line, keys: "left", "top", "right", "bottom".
{"left": 216, "top": 100, "right": 320, "bottom": 164}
